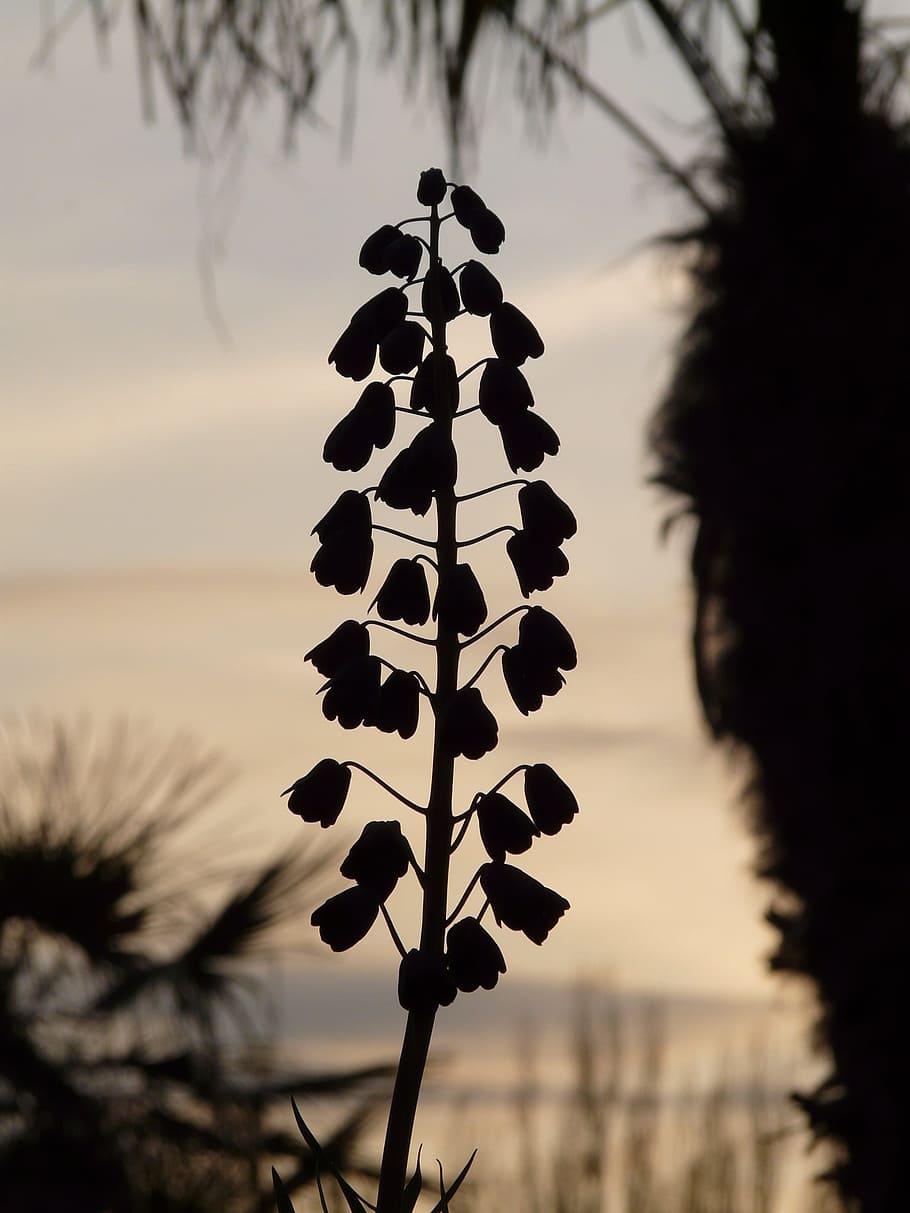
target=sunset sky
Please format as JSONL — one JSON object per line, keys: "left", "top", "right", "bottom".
{"left": 2, "top": 5, "right": 789, "bottom": 1007}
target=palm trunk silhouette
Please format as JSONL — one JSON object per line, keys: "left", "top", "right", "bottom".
{"left": 650, "top": 5, "right": 910, "bottom": 1210}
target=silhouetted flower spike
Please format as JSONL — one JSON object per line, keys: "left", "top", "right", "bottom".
{"left": 506, "top": 531, "right": 569, "bottom": 596}
{"left": 320, "top": 655, "right": 382, "bottom": 729}
{"left": 340, "top": 820, "right": 411, "bottom": 900}
{"left": 478, "top": 358, "right": 535, "bottom": 424}
{"left": 398, "top": 949, "right": 458, "bottom": 1012}
{"left": 446, "top": 917, "right": 507, "bottom": 992}
{"left": 459, "top": 261, "right": 503, "bottom": 316}
{"left": 476, "top": 791, "right": 539, "bottom": 862}
{"left": 502, "top": 644, "right": 564, "bottom": 715}
{"left": 479, "top": 863, "right": 570, "bottom": 944}
{"left": 305, "top": 620, "right": 370, "bottom": 677}
{"left": 498, "top": 410, "right": 560, "bottom": 473}
{"left": 443, "top": 687, "right": 498, "bottom": 760}
{"left": 432, "top": 562, "right": 487, "bottom": 637}
{"left": 490, "top": 302, "right": 544, "bottom": 365}
{"left": 283, "top": 758, "right": 352, "bottom": 828}
{"left": 518, "top": 606, "right": 577, "bottom": 672}
{"left": 524, "top": 764, "right": 579, "bottom": 836}
{"left": 373, "top": 559, "right": 431, "bottom": 626}
{"left": 410, "top": 352, "right": 459, "bottom": 418}
{"left": 518, "top": 481, "right": 576, "bottom": 546}
{"left": 377, "top": 669, "right": 421, "bottom": 740}
{"left": 311, "top": 886, "right": 380, "bottom": 952}
{"left": 417, "top": 167, "right": 447, "bottom": 206}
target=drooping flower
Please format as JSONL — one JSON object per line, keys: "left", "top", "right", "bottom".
{"left": 451, "top": 185, "right": 486, "bottom": 226}
{"left": 359, "top": 224, "right": 401, "bottom": 274}
{"left": 304, "top": 620, "right": 370, "bottom": 677}
{"left": 340, "top": 820, "right": 411, "bottom": 899}
{"left": 385, "top": 233, "right": 423, "bottom": 280}
{"left": 498, "top": 410, "right": 560, "bottom": 473}
{"left": 327, "top": 317, "right": 377, "bottom": 381}
{"left": 421, "top": 264, "right": 460, "bottom": 324}
{"left": 282, "top": 758, "right": 351, "bottom": 828}
{"left": 506, "top": 531, "right": 569, "bottom": 597}
{"left": 410, "top": 352, "right": 459, "bottom": 418}
{"left": 320, "top": 655, "right": 382, "bottom": 729}
{"left": 417, "top": 167, "right": 447, "bottom": 206}
{"left": 476, "top": 791, "right": 539, "bottom": 862}
{"left": 490, "top": 302, "right": 544, "bottom": 366}
{"left": 323, "top": 381, "right": 396, "bottom": 472}
{"left": 468, "top": 207, "right": 506, "bottom": 255}
{"left": 310, "top": 517, "right": 374, "bottom": 595}
{"left": 478, "top": 358, "right": 534, "bottom": 424}
{"left": 459, "top": 261, "right": 503, "bottom": 317}
{"left": 518, "top": 481, "right": 577, "bottom": 546}
{"left": 377, "top": 669, "right": 421, "bottom": 739}
{"left": 445, "top": 917, "right": 507, "bottom": 992}
{"left": 349, "top": 287, "right": 409, "bottom": 343}
{"left": 312, "top": 490, "right": 370, "bottom": 543}
{"left": 443, "top": 687, "right": 498, "bottom": 760}
{"left": 311, "top": 886, "right": 380, "bottom": 952}
{"left": 432, "top": 562, "right": 487, "bottom": 637}
{"left": 398, "top": 949, "right": 458, "bottom": 1012}
{"left": 501, "top": 644, "right": 564, "bottom": 715}
{"left": 479, "top": 863, "right": 570, "bottom": 944}
{"left": 377, "top": 423, "right": 458, "bottom": 516}
{"left": 372, "top": 558, "right": 431, "bottom": 626}
{"left": 518, "top": 606, "right": 576, "bottom": 673}
{"left": 379, "top": 319, "right": 427, "bottom": 375}
{"left": 524, "top": 764, "right": 579, "bottom": 836}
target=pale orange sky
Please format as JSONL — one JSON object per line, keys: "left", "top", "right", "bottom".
{"left": 2, "top": 7, "right": 789, "bottom": 1003}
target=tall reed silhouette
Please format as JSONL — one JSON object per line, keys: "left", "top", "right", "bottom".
{"left": 647, "top": 6, "right": 910, "bottom": 1210}
{"left": 277, "top": 168, "right": 578, "bottom": 1212}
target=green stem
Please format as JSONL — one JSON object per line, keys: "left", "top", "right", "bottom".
{"left": 375, "top": 200, "right": 460, "bottom": 1213}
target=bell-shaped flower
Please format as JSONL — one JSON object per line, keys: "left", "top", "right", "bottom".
{"left": 313, "top": 490, "right": 370, "bottom": 543}
{"left": 282, "top": 758, "right": 351, "bottom": 828}
{"left": 340, "top": 820, "right": 411, "bottom": 899}
{"left": 526, "top": 761, "right": 577, "bottom": 839}
{"left": 359, "top": 224, "right": 401, "bottom": 274}
{"left": 311, "top": 494, "right": 374, "bottom": 593}
{"left": 311, "top": 886, "right": 379, "bottom": 952}
{"left": 501, "top": 644, "right": 564, "bottom": 716}
{"left": 524, "top": 763, "right": 579, "bottom": 836}
{"left": 518, "top": 606, "right": 576, "bottom": 673}
{"left": 446, "top": 917, "right": 507, "bottom": 992}
{"left": 417, "top": 167, "right": 447, "bottom": 206}
{"left": 479, "top": 863, "right": 570, "bottom": 945}
{"left": 305, "top": 620, "right": 370, "bottom": 677}
{"left": 476, "top": 791, "right": 539, "bottom": 862}
{"left": 410, "top": 352, "right": 460, "bottom": 418}
{"left": 372, "top": 558, "right": 431, "bottom": 626}
{"left": 421, "top": 264, "right": 460, "bottom": 324}
{"left": 320, "top": 655, "right": 382, "bottom": 729}
{"left": 324, "top": 382, "right": 396, "bottom": 472}
{"left": 433, "top": 562, "right": 487, "bottom": 637}
{"left": 376, "top": 423, "right": 458, "bottom": 516}
{"left": 459, "top": 260, "right": 503, "bottom": 317}
{"left": 518, "top": 481, "right": 576, "bottom": 546}
{"left": 398, "top": 949, "right": 458, "bottom": 1012}
{"left": 443, "top": 687, "right": 498, "bottom": 760}
{"left": 379, "top": 320, "right": 427, "bottom": 375}
{"left": 385, "top": 233, "right": 423, "bottom": 280}
{"left": 350, "top": 287, "right": 408, "bottom": 343}
{"left": 468, "top": 207, "right": 506, "bottom": 254}
{"left": 328, "top": 317, "right": 377, "bottom": 381}
{"left": 478, "top": 358, "right": 534, "bottom": 424}
{"left": 490, "top": 302, "right": 544, "bottom": 365}
{"left": 498, "top": 411, "right": 560, "bottom": 473}
{"left": 451, "top": 185, "right": 486, "bottom": 226}
{"left": 506, "top": 531, "right": 569, "bottom": 597}
{"left": 377, "top": 668, "right": 421, "bottom": 740}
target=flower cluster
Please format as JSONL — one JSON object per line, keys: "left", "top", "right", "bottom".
{"left": 278, "top": 168, "right": 579, "bottom": 1213}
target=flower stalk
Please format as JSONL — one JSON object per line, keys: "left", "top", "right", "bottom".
{"left": 276, "top": 167, "right": 579, "bottom": 1213}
